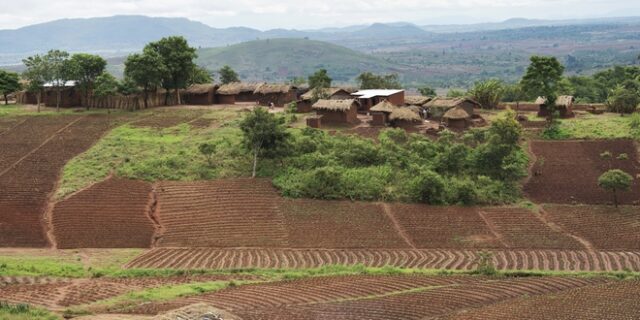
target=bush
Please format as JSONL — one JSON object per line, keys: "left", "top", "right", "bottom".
{"left": 409, "top": 170, "right": 446, "bottom": 204}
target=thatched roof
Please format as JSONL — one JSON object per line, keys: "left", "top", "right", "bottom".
{"left": 254, "top": 83, "right": 295, "bottom": 94}
{"left": 185, "top": 84, "right": 217, "bottom": 94}
{"left": 405, "top": 95, "right": 431, "bottom": 106}
{"left": 370, "top": 100, "right": 396, "bottom": 113}
{"left": 389, "top": 108, "right": 421, "bottom": 122}
{"left": 312, "top": 99, "right": 357, "bottom": 112}
{"left": 301, "top": 87, "right": 350, "bottom": 100}
{"left": 424, "top": 97, "right": 479, "bottom": 108}
{"left": 536, "top": 95, "right": 575, "bottom": 107}
{"left": 217, "top": 82, "right": 264, "bottom": 95}
{"left": 443, "top": 107, "right": 471, "bottom": 120}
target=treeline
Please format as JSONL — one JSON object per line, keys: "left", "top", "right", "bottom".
{"left": 17, "top": 36, "right": 212, "bottom": 111}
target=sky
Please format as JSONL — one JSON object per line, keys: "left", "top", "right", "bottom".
{"left": 1, "top": 0, "right": 639, "bottom": 30}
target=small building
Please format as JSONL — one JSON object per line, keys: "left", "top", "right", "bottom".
{"left": 182, "top": 84, "right": 218, "bottom": 105}
{"left": 404, "top": 95, "right": 432, "bottom": 106}
{"left": 297, "top": 88, "right": 353, "bottom": 113}
{"left": 43, "top": 81, "right": 82, "bottom": 108}
{"left": 254, "top": 84, "right": 297, "bottom": 107}
{"left": 215, "top": 82, "right": 265, "bottom": 104}
{"left": 536, "top": 95, "right": 575, "bottom": 118}
{"left": 370, "top": 100, "right": 396, "bottom": 126}
{"left": 423, "top": 97, "right": 479, "bottom": 120}
{"left": 15, "top": 90, "right": 39, "bottom": 104}
{"left": 389, "top": 107, "right": 422, "bottom": 127}
{"left": 312, "top": 99, "right": 359, "bottom": 125}
{"left": 351, "top": 89, "right": 405, "bottom": 112}
{"left": 443, "top": 107, "right": 472, "bottom": 129}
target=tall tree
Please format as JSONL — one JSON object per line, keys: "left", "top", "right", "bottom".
{"left": 308, "top": 69, "right": 332, "bottom": 101}
{"left": 520, "top": 56, "right": 565, "bottom": 118}
{"left": 598, "top": 169, "right": 633, "bottom": 208}
{"left": 22, "top": 55, "right": 51, "bottom": 112}
{"left": 468, "top": 79, "right": 504, "bottom": 109}
{"left": 219, "top": 65, "right": 239, "bottom": 85}
{"left": 43, "top": 50, "right": 71, "bottom": 112}
{"left": 0, "top": 70, "right": 21, "bottom": 105}
{"left": 239, "top": 107, "right": 289, "bottom": 178}
{"left": 93, "top": 72, "right": 119, "bottom": 98}
{"left": 68, "top": 53, "right": 107, "bottom": 109}
{"left": 124, "top": 51, "right": 165, "bottom": 109}
{"left": 356, "top": 72, "right": 402, "bottom": 89}
{"left": 607, "top": 84, "right": 640, "bottom": 115}
{"left": 190, "top": 65, "right": 213, "bottom": 85}
{"left": 145, "top": 36, "right": 197, "bottom": 105}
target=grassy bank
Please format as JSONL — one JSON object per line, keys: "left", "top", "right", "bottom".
{"left": 551, "top": 112, "right": 640, "bottom": 140}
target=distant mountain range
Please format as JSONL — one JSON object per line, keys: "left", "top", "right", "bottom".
{"left": 2, "top": 15, "right": 640, "bottom": 61}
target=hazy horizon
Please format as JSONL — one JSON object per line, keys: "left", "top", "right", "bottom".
{"left": 2, "top": 0, "right": 640, "bottom": 30}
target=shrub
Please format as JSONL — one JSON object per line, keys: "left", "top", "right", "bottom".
{"left": 409, "top": 169, "right": 446, "bottom": 204}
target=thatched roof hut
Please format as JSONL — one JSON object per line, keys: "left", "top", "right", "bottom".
{"left": 301, "top": 87, "right": 352, "bottom": 101}
{"left": 312, "top": 99, "right": 357, "bottom": 111}
{"left": 254, "top": 84, "right": 295, "bottom": 95}
{"left": 535, "top": 95, "right": 575, "bottom": 107}
{"left": 183, "top": 84, "right": 218, "bottom": 105}
{"left": 389, "top": 108, "right": 421, "bottom": 122}
{"left": 443, "top": 107, "right": 471, "bottom": 120}
{"left": 405, "top": 95, "right": 432, "bottom": 106}
{"left": 370, "top": 100, "right": 396, "bottom": 113}
{"left": 424, "top": 97, "right": 479, "bottom": 119}
{"left": 185, "top": 84, "right": 217, "bottom": 94}
{"left": 312, "top": 99, "right": 359, "bottom": 124}
{"left": 536, "top": 95, "right": 575, "bottom": 118}
{"left": 217, "top": 82, "right": 264, "bottom": 95}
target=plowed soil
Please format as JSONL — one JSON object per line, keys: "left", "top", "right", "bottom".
{"left": 52, "top": 177, "right": 156, "bottom": 249}
{"left": 445, "top": 279, "right": 640, "bottom": 320}
{"left": 125, "top": 248, "right": 640, "bottom": 272}
{"left": 525, "top": 139, "right": 640, "bottom": 204}
{"left": 544, "top": 205, "right": 640, "bottom": 250}
{"left": 0, "top": 115, "right": 120, "bottom": 247}
{"left": 113, "top": 275, "right": 608, "bottom": 319}
{"left": 281, "top": 199, "right": 408, "bottom": 248}
{"left": 155, "top": 179, "right": 289, "bottom": 247}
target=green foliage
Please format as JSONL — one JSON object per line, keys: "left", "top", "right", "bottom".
{"left": 0, "top": 302, "right": 60, "bottom": 320}
{"left": 240, "top": 107, "right": 290, "bottom": 177}
{"left": 308, "top": 69, "right": 332, "bottom": 89}
{"left": 607, "top": 84, "right": 640, "bottom": 115}
{"left": 446, "top": 89, "right": 465, "bottom": 98}
{"left": 356, "top": 72, "right": 402, "bottom": 89}
{"left": 408, "top": 169, "right": 446, "bottom": 204}
{"left": 0, "top": 69, "right": 21, "bottom": 104}
{"left": 520, "top": 56, "right": 565, "bottom": 112}
{"left": 474, "top": 251, "right": 497, "bottom": 276}
{"left": 189, "top": 65, "right": 213, "bottom": 85}
{"left": 418, "top": 86, "right": 436, "bottom": 96}
{"left": 598, "top": 169, "right": 633, "bottom": 207}
{"left": 93, "top": 72, "right": 119, "bottom": 98}
{"left": 117, "top": 77, "right": 140, "bottom": 96}
{"left": 22, "top": 54, "right": 49, "bottom": 101}
{"left": 218, "top": 65, "right": 239, "bottom": 84}
{"left": 124, "top": 50, "right": 165, "bottom": 107}
{"left": 468, "top": 79, "right": 504, "bottom": 109}
{"left": 501, "top": 83, "right": 525, "bottom": 102}
{"left": 145, "top": 36, "right": 198, "bottom": 96}
{"left": 67, "top": 53, "right": 107, "bottom": 107}
{"left": 198, "top": 143, "right": 218, "bottom": 167}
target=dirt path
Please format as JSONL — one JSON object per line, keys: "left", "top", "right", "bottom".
{"left": 0, "top": 118, "right": 27, "bottom": 138}
{"left": 0, "top": 116, "right": 83, "bottom": 178}
{"left": 147, "top": 184, "right": 164, "bottom": 247}
{"left": 380, "top": 203, "right": 416, "bottom": 249}
{"left": 477, "top": 211, "right": 510, "bottom": 248}
{"left": 533, "top": 204, "right": 595, "bottom": 252}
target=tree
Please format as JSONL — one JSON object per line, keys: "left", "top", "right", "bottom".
{"left": 43, "top": 50, "right": 72, "bottom": 112}
{"left": 118, "top": 77, "right": 141, "bottom": 97}
{"left": 22, "top": 55, "right": 51, "bottom": 112}
{"left": 218, "top": 65, "right": 239, "bottom": 85}
{"left": 67, "top": 53, "right": 107, "bottom": 109}
{"left": 239, "top": 107, "right": 289, "bottom": 178}
{"left": 93, "top": 72, "right": 119, "bottom": 98}
{"left": 446, "top": 89, "right": 465, "bottom": 98}
{"left": 124, "top": 51, "right": 165, "bottom": 109}
{"left": 189, "top": 65, "right": 213, "bottom": 85}
{"left": 308, "top": 69, "right": 332, "bottom": 89}
{"left": 501, "top": 83, "right": 525, "bottom": 103}
{"left": 356, "top": 72, "right": 402, "bottom": 89}
{"left": 468, "top": 79, "right": 504, "bottom": 109}
{"left": 198, "top": 143, "right": 217, "bottom": 167}
{"left": 520, "top": 56, "right": 565, "bottom": 118}
{"left": 418, "top": 87, "right": 436, "bottom": 97}
{"left": 145, "top": 36, "right": 197, "bottom": 105}
{"left": 0, "top": 70, "right": 21, "bottom": 105}
{"left": 607, "top": 84, "right": 640, "bottom": 115}
{"left": 598, "top": 169, "right": 633, "bottom": 208}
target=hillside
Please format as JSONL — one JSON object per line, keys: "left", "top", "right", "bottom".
{"left": 195, "top": 39, "right": 401, "bottom": 82}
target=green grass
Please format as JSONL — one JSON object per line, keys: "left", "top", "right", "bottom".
{"left": 55, "top": 111, "right": 247, "bottom": 199}
{"left": 0, "top": 302, "right": 61, "bottom": 320}
{"left": 550, "top": 113, "right": 640, "bottom": 140}
{"left": 0, "top": 256, "right": 87, "bottom": 278}
{"left": 0, "top": 104, "right": 127, "bottom": 117}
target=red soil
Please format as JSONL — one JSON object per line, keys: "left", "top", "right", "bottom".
{"left": 445, "top": 280, "right": 640, "bottom": 320}
{"left": 52, "top": 177, "right": 156, "bottom": 249}
{"left": 525, "top": 139, "right": 640, "bottom": 204}
{"left": 155, "top": 179, "right": 289, "bottom": 247}
{"left": 390, "top": 204, "right": 504, "bottom": 248}
{"left": 0, "top": 115, "right": 119, "bottom": 247}
{"left": 281, "top": 199, "right": 408, "bottom": 248}
{"left": 117, "top": 275, "right": 608, "bottom": 319}
{"left": 544, "top": 205, "right": 640, "bottom": 250}
{"left": 125, "top": 248, "right": 640, "bottom": 272}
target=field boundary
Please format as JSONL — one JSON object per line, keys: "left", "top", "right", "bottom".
{"left": 381, "top": 203, "right": 417, "bottom": 249}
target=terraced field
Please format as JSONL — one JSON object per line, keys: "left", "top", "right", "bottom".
{"left": 125, "top": 248, "right": 640, "bottom": 272}
{"left": 51, "top": 178, "right": 156, "bottom": 249}
{"left": 155, "top": 179, "right": 289, "bottom": 248}
{"left": 0, "top": 115, "right": 121, "bottom": 247}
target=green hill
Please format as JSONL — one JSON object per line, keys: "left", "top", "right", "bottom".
{"left": 196, "top": 38, "right": 401, "bottom": 83}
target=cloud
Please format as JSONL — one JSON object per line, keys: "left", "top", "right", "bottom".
{"left": 0, "top": 0, "right": 638, "bottom": 29}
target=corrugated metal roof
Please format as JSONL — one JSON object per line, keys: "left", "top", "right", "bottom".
{"left": 43, "top": 80, "right": 77, "bottom": 87}
{"left": 351, "top": 89, "right": 404, "bottom": 99}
